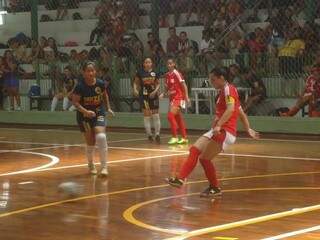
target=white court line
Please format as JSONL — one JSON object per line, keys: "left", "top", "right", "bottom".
{"left": 29, "top": 152, "right": 187, "bottom": 172}
{"left": 0, "top": 140, "right": 65, "bottom": 146}
{"left": 261, "top": 225, "right": 320, "bottom": 240}
{"left": 0, "top": 151, "right": 60, "bottom": 176}
{"left": 221, "top": 153, "right": 320, "bottom": 162}
{"left": 165, "top": 203, "right": 320, "bottom": 240}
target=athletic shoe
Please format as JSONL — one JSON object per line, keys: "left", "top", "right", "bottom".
{"left": 177, "top": 138, "right": 189, "bottom": 144}
{"left": 15, "top": 106, "right": 22, "bottom": 111}
{"left": 279, "top": 112, "right": 289, "bottom": 117}
{"left": 200, "top": 186, "right": 222, "bottom": 198}
{"left": 168, "top": 137, "right": 179, "bottom": 145}
{"left": 165, "top": 177, "right": 184, "bottom": 188}
{"left": 88, "top": 163, "right": 97, "bottom": 175}
{"left": 148, "top": 135, "right": 154, "bottom": 142}
{"left": 155, "top": 135, "right": 161, "bottom": 144}
{"left": 100, "top": 167, "right": 109, "bottom": 177}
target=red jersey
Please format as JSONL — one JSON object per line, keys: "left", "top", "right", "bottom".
{"left": 214, "top": 84, "right": 240, "bottom": 136}
{"left": 165, "top": 69, "right": 185, "bottom": 101}
{"left": 304, "top": 75, "right": 317, "bottom": 94}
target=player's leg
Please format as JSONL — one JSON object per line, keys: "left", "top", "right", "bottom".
{"left": 7, "top": 88, "right": 14, "bottom": 111}
{"left": 141, "top": 96, "right": 153, "bottom": 141}
{"left": 62, "top": 96, "right": 70, "bottom": 111}
{"left": 280, "top": 95, "right": 311, "bottom": 117}
{"left": 175, "top": 101, "right": 188, "bottom": 144}
{"left": 151, "top": 108, "right": 161, "bottom": 144}
{"left": 51, "top": 93, "right": 60, "bottom": 112}
{"left": 94, "top": 125, "right": 108, "bottom": 177}
{"left": 82, "top": 124, "right": 97, "bottom": 175}
{"left": 199, "top": 131, "right": 236, "bottom": 198}
{"left": 151, "top": 98, "right": 161, "bottom": 143}
{"left": 166, "top": 135, "right": 211, "bottom": 187}
{"left": 167, "top": 104, "right": 180, "bottom": 144}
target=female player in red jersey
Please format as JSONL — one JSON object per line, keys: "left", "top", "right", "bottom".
{"left": 166, "top": 67, "right": 259, "bottom": 197}
{"left": 160, "top": 58, "right": 190, "bottom": 145}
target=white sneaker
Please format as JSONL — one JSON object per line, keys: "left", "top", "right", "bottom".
{"left": 88, "top": 163, "right": 97, "bottom": 175}
{"left": 100, "top": 167, "right": 108, "bottom": 177}
{"left": 15, "top": 106, "right": 22, "bottom": 111}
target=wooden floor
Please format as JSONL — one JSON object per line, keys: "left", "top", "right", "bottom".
{"left": 0, "top": 127, "right": 320, "bottom": 240}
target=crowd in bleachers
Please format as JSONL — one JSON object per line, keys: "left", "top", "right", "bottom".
{"left": 0, "top": 0, "right": 320, "bottom": 114}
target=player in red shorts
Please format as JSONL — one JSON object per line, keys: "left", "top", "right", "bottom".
{"left": 166, "top": 67, "right": 259, "bottom": 197}
{"left": 160, "top": 58, "right": 190, "bottom": 145}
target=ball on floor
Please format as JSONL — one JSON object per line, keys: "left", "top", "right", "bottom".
{"left": 58, "top": 182, "right": 83, "bottom": 198}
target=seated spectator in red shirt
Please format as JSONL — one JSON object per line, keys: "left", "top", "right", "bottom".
{"left": 166, "top": 27, "right": 180, "bottom": 57}
{"left": 280, "top": 65, "right": 320, "bottom": 117}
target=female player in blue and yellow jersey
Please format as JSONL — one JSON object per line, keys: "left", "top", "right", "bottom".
{"left": 72, "top": 62, "right": 114, "bottom": 176}
{"left": 133, "top": 57, "right": 161, "bottom": 143}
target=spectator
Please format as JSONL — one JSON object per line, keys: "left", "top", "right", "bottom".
{"left": 213, "top": 12, "right": 227, "bottom": 33}
{"left": 177, "top": 31, "right": 195, "bottom": 73}
{"left": 200, "top": 30, "right": 216, "bottom": 73}
{"left": 112, "top": 17, "right": 126, "bottom": 40}
{"left": 166, "top": 27, "right": 180, "bottom": 57}
{"left": 69, "top": 49, "right": 80, "bottom": 74}
{"left": 123, "top": 0, "right": 140, "bottom": 29}
{"left": 227, "top": 0, "right": 243, "bottom": 22}
{"left": 62, "top": 66, "right": 77, "bottom": 111}
{"left": 242, "top": 68, "right": 267, "bottom": 113}
{"left": 267, "top": 20, "right": 285, "bottom": 55}
{"left": 86, "top": 10, "right": 110, "bottom": 46}
{"left": 159, "top": 0, "right": 170, "bottom": 28}
{"left": 56, "top": 0, "right": 68, "bottom": 21}
{"left": 280, "top": 65, "right": 320, "bottom": 117}
{"left": 79, "top": 50, "right": 89, "bottom": 64}
{"left": 247, "top": 31, "right": 267, "bottom": 70}
{"left": 186, "top": 0, "right": 210, "bottom": 24}
{"left": 3, "top": 50, "right": 22, "bottom": 111}
{"left": 97, "top": 47, "right": 112, "bottom": 71}
{"left": 30, "top": 40, "right": 45, "bottom": 63}
{"left": 129, "top": 33, "right": 144, "bottom": 67}
{"left": 229, "top": 64, "right": 247, "bottom": 88}
{"left": 47, "top": 37, "right": 59, "bottom": 58}
{"left": 147, "top": 32, "right": 165, "bottom": 66}
{"left": 170, "top": 0, "right": 185, "bottom": 26}
{"left": 278, "top": 28, "right": 305, "bottom": 95}
{"left": 109, "top": 0, "right": 124, "bottom": 21}
{"left": 0, "top": 57, "right": 4, "bottom": 110}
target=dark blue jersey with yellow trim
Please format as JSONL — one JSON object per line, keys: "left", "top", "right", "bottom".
{"left": 135, "top": 69, "right": 159, "bottom": 97}
{"left": 73, "top": 79, "right": 106, "bottom": 116}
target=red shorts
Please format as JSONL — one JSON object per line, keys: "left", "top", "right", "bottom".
{"left": 203, "top": 129, "right": 236, "bottom": 150}
{"left": 170, "top": 99, "right": 186, "bottom": 109}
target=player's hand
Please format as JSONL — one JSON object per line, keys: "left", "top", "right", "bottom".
{"left": 186, "top": 97, "right": 191, "bottom": 107}
{"left": 108, "top": 109, "right": 115, "bottom": 117}
{"left": 159, "top": 93, "right": 165, "bottom": 99}
{"left": 84, "top": 110, "right": 96, "bottom": 118}
{"left": 248, "top": 128, "right": 260, "bottom": 140}
{"left": 212, "top": 126, "right": 221, "bottom": 136}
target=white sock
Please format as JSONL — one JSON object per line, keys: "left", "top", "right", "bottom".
{"left": 143, "top": 116, "right": 152, "bottom": 136}
{"left": 95, "top": 133, "right": 108, "bottom": 169}
{"left": 62, "top": 97, "right": 69, "bottom": 111}
{"left": 152, "top": 114, "right": 161, "bottom": 136}
{"left": 86, "top": 145, "right": 95, "bottom": 165}
{"left": 51, "top": 96, "right": 58, "bottom": 112}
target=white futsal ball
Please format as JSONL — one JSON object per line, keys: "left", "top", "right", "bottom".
{"left": 58, "top": 182, "right": 83, "bottom": 198}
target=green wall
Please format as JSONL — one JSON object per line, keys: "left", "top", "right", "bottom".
{"left": 0, "top": 111, "right": 319, "bottom": 135}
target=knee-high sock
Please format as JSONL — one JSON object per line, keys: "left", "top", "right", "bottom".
{"left": 62, "top": 97, "right": 69, "bottom": 111}
{"left": 168, "top": 112, "right": 178, "bottom": 138}
{"left": 144, "top": 116, "right": 152, "bottom": 136}
{"left": 152, "top": 113, "right": 161, "bottom": 136}
{"left": 96, "top": 133, "right": 107, "bottom": 168}
{"left": 51, "top": 96, "right": 58, "bottom": 112}
{"left": 86, "top": 145, "right": 95, "bottom": 165}
{"left": 175, "top": 112, "right": 187, "bottom": 138}
{"left": 200, "top": 158, "right": 219, "bottom": 187}
{"left": 178, "top": 146, "right": 201, "bottom": 180}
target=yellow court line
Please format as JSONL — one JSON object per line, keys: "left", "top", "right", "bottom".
{"left": 0, "top": 172, "right": 320, "bottom": 219}
{"left": 123, "top": 187, "right": 320, "bottom": 238}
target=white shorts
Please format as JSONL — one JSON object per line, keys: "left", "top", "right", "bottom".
{"left": 203, "top": 129, "right": 236, "bottom": 151}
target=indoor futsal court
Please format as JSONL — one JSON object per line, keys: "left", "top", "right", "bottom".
{"left": 0, "top": 127, "right": 320, "bottom": 240}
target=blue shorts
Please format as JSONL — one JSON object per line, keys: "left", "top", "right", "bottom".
{"left": 77, "top": 112, "right": 106, "bottom": 132}
{"left": 4, "top": 75, "right": 19, "bottom": 89}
